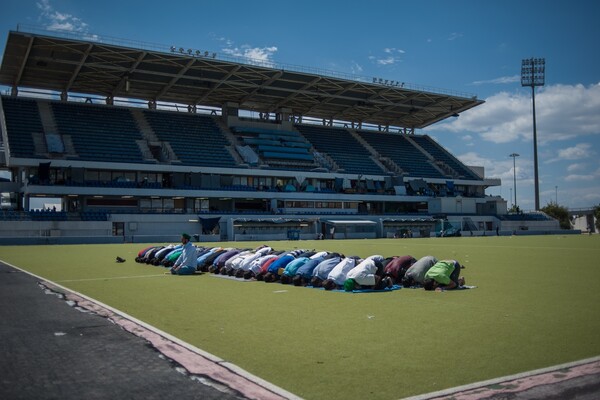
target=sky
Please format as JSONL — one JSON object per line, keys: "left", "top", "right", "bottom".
{"left": 1, "top": 0, "right": 599, "bottom": 211}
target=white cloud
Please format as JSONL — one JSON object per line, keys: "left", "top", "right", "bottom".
{"left": 36, "top": 0, "right": 51, "bottom": 12}
{"left": 567, "top": 163, "right": 586, "bottom": 172}
{"left": 350, "top": 62, "right": 363, "bottom": 74}
{"left": 582, "top": 191, "right": 600, "bottom": 203}
{"left": 556, "top": 143, "right": 594, "bottom": 161}
{"left": 376, "top": 57, "right": 397, "bottom": 66}
{"left": 556, "top": 181, "right": 600, "bottom": 209}
{"left": 36, "top": 0, "right": 89, "bottom": 33}
{"left": 565, "top": 174, "right": 596, "bottom": 182}
{"left": 461, "top": 134, "right": 474, "bottom": 146}
{"left": 447, "top": 32, "right": 463, "bottom": 41}
{"left": 383, "top": 48, "right": 405, "bottom": 54}
{"left": 565, "top": 167, "right": 600, "bottom": 182}
{"left": 243, "top": 46, "right": 278, "bottom": 61}
{"left": 217, "top": 36, "right": 278, "bottom": 66}
{"left": 456, "top": 151, "right": 533, "bottom": 184}
{"left": 471, "top": 75, "right": 521, "bottom": 85}
{"left": 428, "top": 82, "right": 600, "bottom": 145}
{"left": 370, "top": 48, "right": 405, "bottom": 66}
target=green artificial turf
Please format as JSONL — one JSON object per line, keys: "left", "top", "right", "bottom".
{"left": 1, "top": 235, "right": 599, "bottom": 400}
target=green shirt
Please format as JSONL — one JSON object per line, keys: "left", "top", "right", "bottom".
{"left": 424, "top": 260, "right": 456, "bottom": 285}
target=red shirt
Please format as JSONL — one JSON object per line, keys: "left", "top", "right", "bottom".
{"left": 383, "top": 255, "right": 417, "bottom": 281}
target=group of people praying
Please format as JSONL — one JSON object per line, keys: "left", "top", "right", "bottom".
{"left": 134, "top": 233, "right": 466, "bottom": 292}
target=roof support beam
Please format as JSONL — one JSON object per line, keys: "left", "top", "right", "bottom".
{"left": 64, "top": 43, "right": 93, "bottom": 93}
{"left": 113, "top": 51, "right": 147, "bottom": 96}
{"left": 11, "top": 35, "right": 34, "bottom": 91}
{"left": 155, "top": 57, "right": 196, "bottom": 101}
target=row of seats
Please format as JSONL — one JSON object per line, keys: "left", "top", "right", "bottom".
{"left": 410, "top": 135, "right": 480, "bottom": 180}
{"left": 498, "top": 213, "right": 552, "bottom": 221}
{"left": 357, "top": 130, "right": 441, "bottom": 178}
{"left": 29, "top": 210, "right": 68, "bottom": 221}
{"left": 1, "top": 96, "right": 479, "bottom": 180}
{"left": 51, "top": 101, "right": 146, "bottom": 163}
{"left": 143, "top": 110, "right": 237, "bottom": 168}
{"left": 234, "top": 126, "right": 315, "bottom": 163}
{"left": 295, "top": 125, "right": 383, "bottom": 175}
{"left": 1, "top": 97, "right": 41, "bottom": 158}
{"left": 0, "top": 209, "right": 110, "bottom": 221}
{"left": 0, "top": 209, "right": 29, "bottom": 221}
{"left": 81, "top": 210, "right": 110, "bottom": 221}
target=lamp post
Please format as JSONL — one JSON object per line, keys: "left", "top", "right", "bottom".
{"left": 509, "top": 153, "right": 519, "bottom": 209}
{"left": 521, "top": 58, "right": 545, "bottom": 210}
{"left": 555, "top": 185, "right": 558, "bottom": 204}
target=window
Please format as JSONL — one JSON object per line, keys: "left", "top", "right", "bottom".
{"left": 285, "top": 201, "right": 314, "bottom": 208}
{"left": 112, "top": 222, "right": 124, "bottom": 236}
{"left": 98, "top": 171, "right": 111, "bottom": 182}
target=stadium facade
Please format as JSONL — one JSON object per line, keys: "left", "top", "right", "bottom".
{"left": 0, "top": 27, "right": 560, "bottom": 244}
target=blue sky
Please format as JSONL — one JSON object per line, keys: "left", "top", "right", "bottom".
{"left": 1, "top": 0, "right": 599, "bottom": 210}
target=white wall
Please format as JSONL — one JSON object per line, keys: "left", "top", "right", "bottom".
{"left": 428, "top": 197, "right": 476, "bottom": 214}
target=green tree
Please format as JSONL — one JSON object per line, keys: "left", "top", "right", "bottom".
{"left": 541, "top": 202, "right": 571, "bottom": 229}
{"left": 594, "top": 204, "right": 600, "bottom": 232}
{"left": 508, "top": 204, "right": 521, "bottom": 214}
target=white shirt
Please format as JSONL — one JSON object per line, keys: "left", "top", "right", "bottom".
{"left": 327, "top": 257, "right": 360, "bottom": 285}
{"left": 346, "top": 255, "right": 384, "bottom": 286}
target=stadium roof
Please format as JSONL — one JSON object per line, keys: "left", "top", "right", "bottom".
{"left": 0, "top": 28, "right": 484, "bottom": 129}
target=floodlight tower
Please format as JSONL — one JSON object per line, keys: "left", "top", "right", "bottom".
{"left": 521, "top": 58, "right": 545, "bottom": 210}
{"left": 509, "top": 153, "right": 520, "bottom": 209}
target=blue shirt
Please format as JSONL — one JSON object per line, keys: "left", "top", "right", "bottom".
{"left": 295, "top": 257, "right": 325, "bottom": 278}
{"left": 175, "top": 241, "right": 197, "bottom": 268}
{"left": 196, "top": 247, "right": 220, "bottom": 264}
{"left": 267, "top": 254, "right": 295, "bottom": 274}
{"left": 312, "top": 257, "right": 342, "bottom": 280}
{"left": 282, "top": 257, "right": 310, "bottom": 276}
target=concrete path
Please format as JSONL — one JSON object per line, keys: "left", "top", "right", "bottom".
{"left": 0, "top": 261, "right": 296, "bottom": 400}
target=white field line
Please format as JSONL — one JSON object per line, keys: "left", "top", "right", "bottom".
{"left": 56, "top": 274, "right": 167, "bottom": 283}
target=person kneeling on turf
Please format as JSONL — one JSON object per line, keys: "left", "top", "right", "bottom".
{"left": 321, "top": 256, "right": 361, "bottom": 290}
{"left": 402, "top": 255, "right": 438, "bottom": 288}
{"left": 343, "top": 255, "right": 392, "bottom": 291}
{"left": 422, "top": 260, "right": 465, "bottom": 291}
{"left": 170, "top": 233, "right": 197, "bottom": 275}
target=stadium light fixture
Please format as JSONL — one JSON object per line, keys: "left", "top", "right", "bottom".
{"left": 521, "top": 57, "right": 545, "bottom": 210}
{"left": 509, "top": 153, "right": 520, "bottom": 209}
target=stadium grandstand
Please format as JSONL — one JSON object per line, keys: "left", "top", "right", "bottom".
{"left": 0, "top": 27, "right": 561, "bottom": 244}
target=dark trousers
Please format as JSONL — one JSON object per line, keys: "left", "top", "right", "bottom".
{"left": 450, "top": 261, "right": 461, "bottom": 285}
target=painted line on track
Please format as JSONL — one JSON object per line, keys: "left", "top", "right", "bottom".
{"left": 404, "top": 356, "right": 600, "bottom": 400}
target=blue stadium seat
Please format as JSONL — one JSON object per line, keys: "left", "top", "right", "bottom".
{"left": 143, "top": 110, "right": 237, "bottom": 168}
{"left": 357, "top": 130, "right": 444, "bottom": 179}
{"left": 51, "top": 101, "right": 145, "bottom": 163}
{"left": 295, "top": 125, "right": 383, "bottom": 175}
